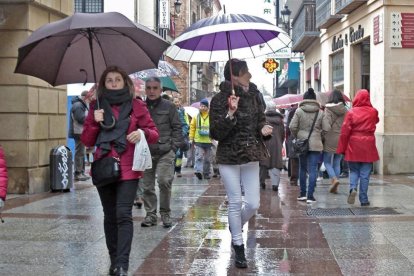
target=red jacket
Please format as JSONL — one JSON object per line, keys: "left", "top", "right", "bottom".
{"left": 81, "top": 99, "right": 159, "bottom": 180}
{"left": 336, "top": 89, "right": 379, "bottom": 162}
{"left": 0, "top": 146, "right": 8, "bottom": 200}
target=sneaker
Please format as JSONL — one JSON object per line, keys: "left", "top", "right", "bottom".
{"left": 74, "top": 173, "right": 90, "bottom": 181}
{"left": 329, "top": 178, "right": 340, "bottom": 194}
{"left": 141, "top": 216, "right": 157, "bottom": 227}
{"left": 203, "top": 174, "right": 211, "bottom": 180}
{"left": 347, "top": 189, "right": 357, "bottom": 204}
{"left": 297, "top": 194, "right": 307, "bottom": 201}
{"left": 272, "top": 185, "right": 278, "bottom": 191}
{"left": 161, "top": 213, "right": 172, "bottom": 228}
{"left": 194, "top": 172, "right": 203, "bottom": 180}
{"left": 361, "top": 201, "right": 370, "bottom": 207}
{"left": 176, "top": 172, "right": 182, "bottom": 177}
{"left": 339, "top": 172, "right": 349, "bottom": 178}
{"left": 306, "top": 196, "right": 316, "bottom": 203}
{"left": 134, "top": 197, "right": 143, "bottom": 209}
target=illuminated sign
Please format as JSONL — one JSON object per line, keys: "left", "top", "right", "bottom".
{"left": 263, "top": 58, "right": 280, "bottom": 73}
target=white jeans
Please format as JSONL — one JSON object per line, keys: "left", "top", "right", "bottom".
{"left": 219, "top": 161, "right": 260, "bottom": 246}
{"left": 269, "top": 168, "right": 281, "bottom": 187}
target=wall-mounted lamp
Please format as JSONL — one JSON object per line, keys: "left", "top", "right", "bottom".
{"left": 280, "top": 5, "right": 291, "bottom": 31}
{"left": 174, "top": 0, "right": 182, "bottom": 15}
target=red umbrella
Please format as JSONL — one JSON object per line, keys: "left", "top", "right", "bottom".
{"left": 273, "top": 94, "right": 303, "bottom": 108}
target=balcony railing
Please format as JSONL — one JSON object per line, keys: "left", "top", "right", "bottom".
{"left": 292, "top": 1, "right": 320, "bottom": 52}
{"left": 335, "top": 0, "right": 367, "bottom": 14}
{"left": 316, "top": 0, "right": 343, "bottom": 29}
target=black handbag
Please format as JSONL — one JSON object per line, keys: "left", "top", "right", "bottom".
{"left": 292, "top": 112, "right": 319, "bottom": 156}
{"left": 91, "top": 156, "right": 120, "bottom": 187}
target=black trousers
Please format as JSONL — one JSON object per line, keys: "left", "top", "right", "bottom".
{"left": 97, "top": 179, "right": 138, "bottom": 270}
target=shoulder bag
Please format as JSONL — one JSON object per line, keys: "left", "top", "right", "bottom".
{"left": 91, "top": 154, "right": 120, "bottom": 188}
{"left": 292, "top": 112, "right": 319, "bottom": 155}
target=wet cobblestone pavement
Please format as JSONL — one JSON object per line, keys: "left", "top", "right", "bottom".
{"left": 1, "top": 168, "right": 414, "bottom": 275}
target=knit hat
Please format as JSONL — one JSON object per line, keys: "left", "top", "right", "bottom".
{"left": 200, "top": 98, "right": 209, "bottom": 108}
{"left": 303, "top": 88, "right": 316, "bottom": 100}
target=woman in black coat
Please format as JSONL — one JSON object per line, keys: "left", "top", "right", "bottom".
{"left": 209, "top": 59, "right": 272, "bottom": 269}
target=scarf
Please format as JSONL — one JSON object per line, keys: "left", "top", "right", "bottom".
{"left": 96, "top": 87, "right": 132, "bottom": 155}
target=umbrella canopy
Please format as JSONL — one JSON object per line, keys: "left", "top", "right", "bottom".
{"left": 165, "top": 13, "right": 291, "bottom": 62}
{"left": 14, "top": 12, "right": 169, "bottom": 86}
{"left": 190, "top": 101, "right": 200, "bottom": 108}
{"left": 183, "top": 106, "right": 199, "bottom": 118}
{"left": 273, "top": 94, "right": 303, "bottom": 108}
{"left": 273, "top": 91, "right": 351, "bottom": 108}
{"left": 139, "top": 76, "right": 178, "bottom": 92}
{"left": 130, "top": 60, "right": 179, "bottom": 79}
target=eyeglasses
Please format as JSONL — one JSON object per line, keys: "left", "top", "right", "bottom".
{"left": 146, "top": 86, "right": 160, "bottom": 90}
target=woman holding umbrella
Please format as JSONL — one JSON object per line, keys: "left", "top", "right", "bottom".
{"left": 81, "top": 66, "right": 159, "bottom": 276}
{"left": 210, "top": 59, "right": 273, "bottom": 268}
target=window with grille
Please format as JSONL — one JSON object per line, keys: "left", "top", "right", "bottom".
{"left": 74, "top": 0, "right": 104, "bottom": 13}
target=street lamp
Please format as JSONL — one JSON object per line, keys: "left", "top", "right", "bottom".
{"left": 281, "top": 5, "right": 291, "bottom": 31}
{"left": 174, "top": 0, "right": 182, "bottom": 15}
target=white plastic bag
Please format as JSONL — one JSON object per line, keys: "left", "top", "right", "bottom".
{"left": 132, "top": 129, "right": 152, "bottom": 171}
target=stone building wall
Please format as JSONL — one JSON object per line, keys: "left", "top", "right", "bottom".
{"left": 0, "top": 1, "right": 73, "bottom": 193}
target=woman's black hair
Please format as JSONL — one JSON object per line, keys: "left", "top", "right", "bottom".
{"left": 303, "top": 87, "right": 316, "bottom": 100}
{"left": 328, "top": 89, "right": 346, "bottom": 105}
{"left": 224, "top": 59, "right": 248, "bottom": 81}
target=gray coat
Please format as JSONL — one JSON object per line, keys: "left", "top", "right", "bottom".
{"left": 322, "top": 103, "right": 348, "bottom": 153}
{"left": 289, "top": 100, "right": 323, "bottom": 152}
{"left": 146, "top": 98, "right": 184, "bottom": 156}
{"left": 259, "top": 110, "right": 285, "bottom": 169}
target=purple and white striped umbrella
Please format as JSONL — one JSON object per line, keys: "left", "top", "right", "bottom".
{"left": 165, "top": 13, "right": 291, "bottom": 62}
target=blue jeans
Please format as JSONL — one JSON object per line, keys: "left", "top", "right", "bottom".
{"left": 194, "top": 143, "right": 212, "bottom": 176}
{"left": 299, "top": 151, "right": 321, "bottom": 198}
{"left": 348, "top": 161, "right": 372, "bottom": 204}
{"left": 323, "top": 152, "right": 342, "bottom": 179}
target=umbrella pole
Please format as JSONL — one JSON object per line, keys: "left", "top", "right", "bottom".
{"left": 225, "top": 31, "right": 235, "bottom": 95}
{"left": 87, "top": 28, "right": 115, "bottom": 129}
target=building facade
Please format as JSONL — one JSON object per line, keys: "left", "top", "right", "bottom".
{"left": 0, "top": 1, "right": 73, "bottom": 193}
{"left": 292, "top": 0, "right": 414, "bottom": 174}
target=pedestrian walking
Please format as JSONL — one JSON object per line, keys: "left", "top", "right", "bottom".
{"left": 141, "top": 77, "right": 184, "bottom": 228}
{"left": 286, "top": 104, "right": 299, "bottom": 185}
{"left": 259, "top": 105, "right": 285, "bottom": 192}
{"left": 0, "top": 145, "right": 8, "bottom": 222}
{"left": 189, "top": 98, "right": 213, "bottom": 180}
{"left": 289, "top": 88, "right": 323, "bottom": 203}
{"left": 81, "top": 66, "right": 159, "bottom": 276}
{"left": 336, "top": 89, "right": 379, "bottom": 206}
{"left": 210, "top": 59, "right": 272, "bottom": 269}
{"left": 322, "top": 89, "right": 348, "bottom": 193}
{"left": 69, "top": 90, "right": 91, "bottom": 181}
{"left": 173, "top": 97, "right": 189, "bottom": 178}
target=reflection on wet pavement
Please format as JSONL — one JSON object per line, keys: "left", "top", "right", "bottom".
{"left": 1, "top": 169, "right": 414, "bottom": 275}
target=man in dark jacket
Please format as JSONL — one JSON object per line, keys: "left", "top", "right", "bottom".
{"left": 141, "top": 77, "right": 184, "bottom": 228}
{"left": 69, "top": 91, "right": 90, "bottom": 181}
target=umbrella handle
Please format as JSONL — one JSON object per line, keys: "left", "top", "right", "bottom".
{"left": 99, "top": 116, "right": 116, "bottom": 129}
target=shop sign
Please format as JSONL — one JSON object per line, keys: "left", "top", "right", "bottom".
{"left": 267, "top": 47, "right": 292, "bottom": 59}
{"left": 159, "top": 0, "right": 170, "bottom": 29}
{"left": 349, "top": 25, "right": 365, "bottom": 43}
{"left": 332, "top": 34, "right": 345, "bottom": 52}
{"left": 391, "top": 12, "right": 414, "bottom": 48}
{"left": 374, "top": 14, "right": 383, "bottom": 45}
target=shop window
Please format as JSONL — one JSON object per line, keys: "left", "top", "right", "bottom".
{"left": 74, "top": 0, "right": 103, "bottom": 13}
{"left": 331, "top": 51, "right": 344, "bottom": 90}
{"left": 361, "top": 40, "right": 370, "bottom": 91}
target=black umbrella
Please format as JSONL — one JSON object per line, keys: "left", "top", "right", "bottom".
{"left": 14, "top": 12, "right": 169, "bottom": 128}
{"left": 14, "top": 12, "right": 170, "bottom": 86}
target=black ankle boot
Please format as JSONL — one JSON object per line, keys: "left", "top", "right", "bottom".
{"left": 232, "top": 244, "right": 248, "bottom": 268}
